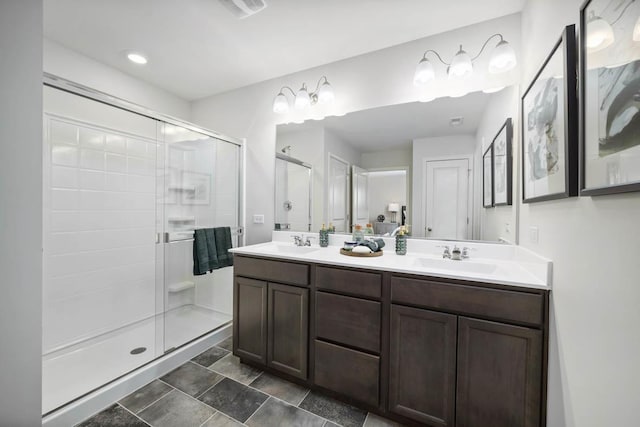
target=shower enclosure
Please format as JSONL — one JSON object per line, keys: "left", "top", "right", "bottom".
{"left": 41, "top": 77, "right": 242, "bottom": 415}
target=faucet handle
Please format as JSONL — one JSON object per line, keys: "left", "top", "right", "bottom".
{"left": 461, "top": 246, "right": 476, "bottom": 258}
{"left": 304, "top": 236, "right": 316, "bottom": 246}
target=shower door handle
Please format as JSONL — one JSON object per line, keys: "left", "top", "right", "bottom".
{"left": 156, "top": 232, "right": 170, "bottom": 244}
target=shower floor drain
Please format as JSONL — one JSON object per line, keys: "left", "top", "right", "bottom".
{"left": 130, "top": 347, "right": 147, "bottom": 355}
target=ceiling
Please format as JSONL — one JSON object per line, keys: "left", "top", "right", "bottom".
{"left": 278, "top": 90, "right": 492, "bottom": 152}
{"left": 44, "top": 0, "right": 525, "bottom": 100}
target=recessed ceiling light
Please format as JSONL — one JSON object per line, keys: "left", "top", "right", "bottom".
{"left": 126, "top": 52, "right": 148, "bottom": 65}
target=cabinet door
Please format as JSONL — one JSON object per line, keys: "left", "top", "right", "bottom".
{"left": 268, "top": 283, "right": 309, "bottom": 379}
{"left": 389, "top": 305, "right": 457, "bottom": 427}
{"left": 456, "top": 317, "right": 542, "bottom": 427}
{"left": 234, "top": 277, "right": 267, "bottom": 364}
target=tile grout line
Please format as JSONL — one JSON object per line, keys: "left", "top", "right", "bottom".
{"left": 116, "top": 402, "right": 152, "bottom": 427}
{"left": 126, "top": 383, "right": 175, "bottom": 415}
{"left": 296, "top": 388, "right": 312, "bottom": 407}
{"left": 197, "top": 411, "right": 217, "bottom": 427}
{"left": 243, "top": 395, "right": 274, "bottom": 425}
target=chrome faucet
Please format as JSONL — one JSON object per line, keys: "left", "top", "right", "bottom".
{"left": 293, "top": 235, "right": 304, "bottom": 246}
{"left": 304, "top": 236, "right": 315, "bottom": 246}
{"left": 438, "top": 245, "right": 451, "bottom": 259}
{"left": 451, "top": 245, "right": 462, "bottom": 261}
{"left": 461, "top": 247, "right": 475, "bottom": 259}
{"left": 389, "top": 226, "right": 403, "bottom": 237}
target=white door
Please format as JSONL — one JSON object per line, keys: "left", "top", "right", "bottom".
{"left": 425, "top": 159, "right": 469, "bottom": 240}
{"left": 327, "top": 154, "right": 349, "bottom": 232}
{"left": 351, "top": 165, "right": 369, "bottom": 228}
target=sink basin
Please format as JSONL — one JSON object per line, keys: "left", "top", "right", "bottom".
{"left": 260, "top": 243, "right": 321, "bottom": 255}
{"left": 412, "top": 257, "right": 497, "bottom": 274}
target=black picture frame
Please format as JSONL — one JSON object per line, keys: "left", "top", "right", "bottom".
{"left": 579, "top": 0, "right": 640, "bottom": 196}
{"left": 521, "top": 24, "right": 579, "bottom": 203}
{"left": 492, "top": 118, "right": 514, "bottom": 206}
{"left": 483, "top": 143, "right": 494, "bottom": 208}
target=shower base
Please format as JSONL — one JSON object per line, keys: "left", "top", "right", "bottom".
{"left": 42, "top": 305, "right": 231, "bottom": 416}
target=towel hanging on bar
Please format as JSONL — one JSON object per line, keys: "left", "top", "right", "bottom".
{"left": 193, "top": 227, "right": 234, "bottom": 275}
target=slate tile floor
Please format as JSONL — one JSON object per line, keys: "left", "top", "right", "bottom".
{"left": 77, "top": 337, "right": 401, "bottom": 427}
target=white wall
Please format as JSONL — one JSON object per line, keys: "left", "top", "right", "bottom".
{"left": 0, "top": 1, "right": 43, "bottom": 425}
{"left": 474, "top": 86, "right": 519, "bottom": 242}
{"left": 44, "top": 39, "right": 191, "bottom": 120}
{"left": 191, "top": 13, "right": 522, "bottom": 244}
{"left": 520, "top": 1, "right": 640, "bottom": 426}
{"left": 412, "top": 135, "right": 476, "bottom": 238}
{"left": 361, "top": 149, "right": 412, "bottom": 170}
{"left": 367, "top": 171, "right": 407, "bottom": 224}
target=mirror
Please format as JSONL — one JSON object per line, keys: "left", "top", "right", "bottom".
{"left": 275, "top": 85, "right": 519, "bottom": 243}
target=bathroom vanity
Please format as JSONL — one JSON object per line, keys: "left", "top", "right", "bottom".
{"left": 230, "top": 233, "right": 551, "bottom": 427}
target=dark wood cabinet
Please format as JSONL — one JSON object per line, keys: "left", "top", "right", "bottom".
{"left": 456, "top": 317, "right": 543, "bottom": 427}
{"left": 234, "top": 255, "right": 549, "bottom": 427}
{"left": 233, "top": 277, "right": 267, "bottom": 364}
{"left": 267, "top": 283, "right": 309, "bottom": 379}
{"left": 389, "top": 305, "right": 457, "bottom": 427}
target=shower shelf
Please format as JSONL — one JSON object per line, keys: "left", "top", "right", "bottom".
{"left": 168, "top": 185, "right": 196, "bottom": 192}
{"left": 167, "top": 281, "right": 195, "bottom": 293}
{"left": 168, "top": 216, "right": 195, "bottom": 222}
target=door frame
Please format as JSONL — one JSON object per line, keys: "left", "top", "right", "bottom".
{"left": 422, "top": 155, "right": 474, "bottom": 240}
{"left": 326, "top": 153, "right": 350, "bottom": 232}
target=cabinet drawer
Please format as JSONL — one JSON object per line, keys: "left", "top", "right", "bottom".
{"left": 316, "top": 291, "right": 381, "bottom": 353}
{"left": 234, "top": 256, "right": 309, "bottom": 286}
{"left": 314, "top": 340, "right": 379, "bottom": 407}
{"left": 316, "top": 266, "right": 382, "bottom": 299}
{"left": 391, "top": 276, "right": 544, "bottom": 326}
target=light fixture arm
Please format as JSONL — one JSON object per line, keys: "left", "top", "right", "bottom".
{"left": 471, "top": 33, "right": 505, "bottom": 61}
{"left": 278, "top": 86, "right": 297, "bottom": 97}
{"left": 420, "top": 49, "right": 451, "bottom": 66}
{"left": 309, "top": 76, "right": 330, "bottom": 96}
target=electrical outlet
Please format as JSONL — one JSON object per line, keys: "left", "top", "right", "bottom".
{"left": 529, "top": 226, "right": 539, "bottom": 244}
{"left": 253, "top": 214, "right": 265, "bottom": 224}
{"left": 505, "top": 222, "right": 510, "bottom": 234}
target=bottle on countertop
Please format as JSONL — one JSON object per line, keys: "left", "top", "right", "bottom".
{"left": 319, "top": 223, "right": 329, "bottom": 247}
{"left": 365, "top": 223, "right": 374, "bottom": 235}
{"left": 352, "top": 224, "right": 364, "bottom": 243}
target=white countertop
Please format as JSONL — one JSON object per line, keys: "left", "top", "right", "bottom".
{"left": 230, "top": 232, "right": 552, "bottom": 290}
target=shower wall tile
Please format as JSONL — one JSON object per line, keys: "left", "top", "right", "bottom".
{"left": 106, "top": 153, "right": 128, "bottom": 173}
{"left": 51, "top": 166, "right": 79, "bottom": 189}
{"left": 106, "top": 134, "right": 127, "bottom": 153}
{"left": 79, "top": 127, "right": 104, "bottom": 149}
{"left": 105, "top": 173, "right": 128, "bottom": 192}
{"left": 52, "top": 144, "right": 78, "bottom": 167}
{"left": 79, "top": 170, "right": 105, "bottom": 191}
{"left": 52, "top": 189, "right": 79, "bottom": 210}
{"left": 80, "top": 148, "right": 105, "bottom": 170}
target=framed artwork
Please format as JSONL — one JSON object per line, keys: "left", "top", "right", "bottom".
{"left": 483, "top": 143, "right": 494, "bottom": 208}
{"left": 521, "top": 24, "right": 579, "bottom": 203}
{"left": 492, "top": 118, "right": 514, "bottom": 206}
{"left": 580, "top": 0, "right": 640, "bottom": 195}
{"left": 181, "top": 171, "right": 211, "bottom": 205}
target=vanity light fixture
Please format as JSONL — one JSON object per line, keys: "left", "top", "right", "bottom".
{"left": 586, "top": 11, "right": 615, "bottom": 52}
{"left": 633, "top": 15, "right": 640, "bottom": 41}
{"left": 413, "top": 33, "right": 517, "bottom": 87}
{"left": 273, "top": 76, "right": 334, "bottom": 114}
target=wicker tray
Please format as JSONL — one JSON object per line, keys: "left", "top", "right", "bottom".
{"left": 340, "top": 248, "right": 383, "bottom": 257}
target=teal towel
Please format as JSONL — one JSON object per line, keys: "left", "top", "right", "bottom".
{"left": 193, "top": 229, "right": 210, "bottom": 275}
{"left": 214, "top": 227, "right": 234, "bottom": 267}
{"left": 205, "top": 228, "right": 220, "bottom": 271}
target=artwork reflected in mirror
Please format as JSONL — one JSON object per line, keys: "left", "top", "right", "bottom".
{"left": 483, "top": 144, "right": 494, "bottom": 208}
{"left": 493, "top": 118, "right": 513, "bottom": 206}
{"left": 275, "top": 86, "right": 519, "bottom": 243}
{"left": 522, "top": 25, "right": 578, "bottom": 203}
{"left": 580, "top": 0, "right": 640, "bottom": 195}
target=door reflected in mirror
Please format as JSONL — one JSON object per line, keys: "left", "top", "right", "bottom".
{"left": 275, "top": 86, "right": 519, "bottom": 244}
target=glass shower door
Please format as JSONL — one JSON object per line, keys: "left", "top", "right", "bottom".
{"left": 161, "top": 123, "right": 239, "bottom": 352}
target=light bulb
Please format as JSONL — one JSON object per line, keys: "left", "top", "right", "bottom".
{"left": 448, "top": 47, "right": 473, "bottom": 79}
{"left": 489, "top": 40, "right": 517, "bottom": 74}
{"left": 634, "top": 16, "right": 640, "bottom": 42}
{"left": 318, "top": 81, "right": 335, "bottom": 104}
{"left": 272, "top": 92, "right": 289, "bottom": 114}
{"left": 414, "top": 57, "right": 435, "bottom": 86}
{"left": 586, "top": 14, "right": 614, "bottom": 52}
{"left": 294, "top": 86, "right": 311, "bottom": 109}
